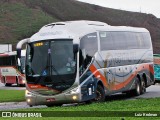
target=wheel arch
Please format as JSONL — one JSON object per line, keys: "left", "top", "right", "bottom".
{"left": 142, "top": 73, "right": 147, "bottom": 87}
{"left": 136, "top": 74, "right": 141, "bottom": 81}
{"left": 97, "top": 80, "right": 104, "bottom": 90}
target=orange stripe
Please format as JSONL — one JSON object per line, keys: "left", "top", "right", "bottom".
{"left": 90, "top": 64, "right": 108, "bottom": 88}
{"left": 112, "top": 73, "right": 135, "bottom": 90}
{"left": 27, "top": 84, "right": 60, "bottom": 93}
{"left": 28, "top": 84, "right": 49, "bottom": 90}
{"left": 90, "top": 64, "right": 154, "bottom": 91}
{"left": 112, "top": 64, "right": 154, "bottom": 90}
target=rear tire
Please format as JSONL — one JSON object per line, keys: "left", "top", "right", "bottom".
{"left": 4, "top": 77, "right": 11, "bottom": 87}
{"left": 140, "top": 77, "right": 146, "bottom": 94}
{"left": 94, "top": 85, "right": 105, "bottom": 102}
{"left": 133, "top": 77, "right": 141, "bottom": 96}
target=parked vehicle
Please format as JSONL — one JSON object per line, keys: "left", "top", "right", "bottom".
{"left": 0, "top": 50, "right": 26, "bottom": 86}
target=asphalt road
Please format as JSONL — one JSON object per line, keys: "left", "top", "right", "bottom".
{"left": 134, "top": 83, "right": 160, "bottom": 99}
{"left": 0, "top": 84, "right": 159, "bottom": 110}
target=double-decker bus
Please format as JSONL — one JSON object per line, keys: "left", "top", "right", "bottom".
{"left": 153, "top": 54, "right": 160, "bottom": 83}
{"left": 17, "top": 21, "right": 154, "bottom": 107}
{"left": 0, "top": 50, "right": 26, "bottom": 86}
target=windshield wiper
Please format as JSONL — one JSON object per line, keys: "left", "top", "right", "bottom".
{"left": 34, "top": 46, "right": 67, "bottom": 85}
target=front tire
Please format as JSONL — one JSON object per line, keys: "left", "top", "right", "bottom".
{"left": 94, "top": 85, "right": 105, "bottom": 102}
{"left": 5, "top": 83, "right": 11, "bottom": 87}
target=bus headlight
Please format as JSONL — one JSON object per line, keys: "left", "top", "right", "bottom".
{"left": 72, "top": 95, "right": 77, "bottom": 100}
{"left": 27, "top": 98, "right": 31, "bottom": 103}
{"left": 22, "top": 80, "right": 25, "bottom": 84}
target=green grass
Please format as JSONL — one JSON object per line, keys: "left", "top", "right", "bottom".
{"left": 18, "top": 98, "right": 160, "bottom": 111}
{"left": 1, "top": 98, "right": 160, "bottom": 119}
{"left": 0, "top": 90, "right": 25, "bottom": 102}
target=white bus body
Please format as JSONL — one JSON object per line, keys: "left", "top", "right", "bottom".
{"left": 16, "top": 21, "right": 154, "bottom": 106}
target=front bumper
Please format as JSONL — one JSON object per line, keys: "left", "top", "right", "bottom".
{"left": 25, "top": 90, "right": 81, "bottom": 106}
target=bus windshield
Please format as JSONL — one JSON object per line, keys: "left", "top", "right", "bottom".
{"left": 25, "top": 39, "right": 76, "bottom": 92}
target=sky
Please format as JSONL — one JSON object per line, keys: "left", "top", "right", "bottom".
{"left": 77, "top": 0, "right": 160, "bottom": 18}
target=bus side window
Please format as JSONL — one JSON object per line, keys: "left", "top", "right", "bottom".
{"left": 142, "top": 33, "right": 151, "bottom": 49}
{"left": 100, "top": 31, "right": 114, "bottom": 50}
{"left": 135, "top": 33, "right": 144, "bottom": 48}
{"left": 125, "top": 32, "right": 137, "bottom": 49}
{"left": 111, "top": 32, "right": 127, "bottom": 50}
{"left": 80, "top": 32, "right": 98, "bottom": 70}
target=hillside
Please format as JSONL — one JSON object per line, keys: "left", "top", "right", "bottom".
{"left": 0, "top": 0, "right": 160, "bottom": 53}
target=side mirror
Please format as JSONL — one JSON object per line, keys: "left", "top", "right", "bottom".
{"left": 16, "top": 38, "right": 29, "bottom": 58}
{"left": 17, "top": 49, "right": 21, "bottom": 58}
{"left": 73, "top": 44, "right": 79, "bottom": 53}
{"left": 17, "top": 58, "right": 21, "bottom": 66}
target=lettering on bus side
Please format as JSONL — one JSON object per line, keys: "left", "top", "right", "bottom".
{"left": 2, "top": 68, "right": 9, "bottom": 72}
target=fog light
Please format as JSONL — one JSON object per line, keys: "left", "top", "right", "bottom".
{"left": 72, "top": 95, "right": 77, "bottom": 100}
{"left": 27, "top": 99, "right": 31, "bottom": 103}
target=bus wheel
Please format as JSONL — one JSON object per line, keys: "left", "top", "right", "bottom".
{"left": 140, "top": 78, "right": 146, "bottom": 94}
{"left": 4, "top": 78, "right": 11, "bottom": 87}
{"left": 133, "top": 77, "right": 141, "bottom": 96}
{"left": 5, "top": 83, "right": 11, "bottom": 87}
{"left": 94, "top": 85, "right": 105, "bottom": 102}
